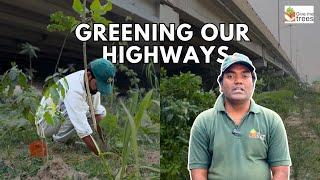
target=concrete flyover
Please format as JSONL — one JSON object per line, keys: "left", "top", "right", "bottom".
{"left": 160, "top": 0, "right": 300, "bottom": 81}
{"left": 0, "top": 0, "right": 299, "bottom": 81}
{"left": 0, "top": 0, "right": 159, "bottom": 76}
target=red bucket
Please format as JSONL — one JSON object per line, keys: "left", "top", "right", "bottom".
{"left": 29, "top": 140, "right": 47, "bottom": 157}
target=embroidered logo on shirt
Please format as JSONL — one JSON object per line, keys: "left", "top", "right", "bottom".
{"left": 249, "top": 128, "right": 265, "bottom": 141}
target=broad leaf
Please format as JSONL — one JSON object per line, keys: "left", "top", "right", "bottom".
{"left": 90, "top": 0, "right": 112, "bottom": 15}
{"left": 90, "top": 0, "right": 102, "bottom": 12}
{"left": 44, "top": 111, "right": 54, "bottom": 125}
{"left": 72, "top": 0, "right": 84, "bottom": 14}
{"left": 50, "top": 86, "right": 60, "bottom": 105}
{"left": 18, "top": 72, "right": 27, "bottom": 88}
{"left": 134, "top": 90, "right": 153, "bottom": 128}
{"left": 121, "top": 100, "right": 140, "bottom": 178}
{"left": 92, "top": 13, "right": 112, "bottom": 26}
{"left": 102, "top": 1, "right": 112, "bottom": 12}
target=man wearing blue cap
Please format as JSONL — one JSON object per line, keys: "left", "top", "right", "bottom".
{"left": 35, "top": 58, "right": 116, "bottom": 156}
{"left": 188, "top": 53, "right": 291, "bottom": 179}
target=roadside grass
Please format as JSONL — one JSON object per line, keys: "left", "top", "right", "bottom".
{"left": 0, "top": 125, "right": 42, "bottom": 179}
{"left": 284, "top": 92, "right": 320, "bottom": 179}
{"left": 287, "top": 126, "right": 320, "bottom": 179}
{"left": 0, "top": 104, "right": 160, "bottom": 179}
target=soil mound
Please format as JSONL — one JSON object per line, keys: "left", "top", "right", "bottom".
{"left": 27, "top": 157, "right": 88, "bottom": 180}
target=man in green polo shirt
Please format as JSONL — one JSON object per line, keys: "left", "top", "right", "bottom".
{"left": 188, "top": 53, "right": 291, "bottom": 179}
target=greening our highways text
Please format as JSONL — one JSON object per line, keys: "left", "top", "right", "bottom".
{"left": 75, "top": 23, "right": 251, "bottom": 64}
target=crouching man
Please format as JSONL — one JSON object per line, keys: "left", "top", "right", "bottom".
{"left": 35, "top": 58, "right": 115, "bottom": 156}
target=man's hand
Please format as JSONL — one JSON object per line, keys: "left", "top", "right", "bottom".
{"left": 271, "top": 166, "right": 290, "bottom": 180}
{"left": 82, "top": 135, "right": 99, "bottom": 156}
{"left": 190, "top": 169, "right": 208, "bottom": 180}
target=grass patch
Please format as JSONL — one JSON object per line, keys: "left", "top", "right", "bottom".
{"left": 287, "top": 126, "right": 320, "bottom": 179}
{"left": 0, "top": 103, "right": 160, "bottom": 179}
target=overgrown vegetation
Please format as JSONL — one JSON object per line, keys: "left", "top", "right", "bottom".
{"left": 0, "top": 0, "right": 160, "bottom": 176}
{"left": 160, "top": 69, "right": 216, "bottom": 179}
{"left": 0, "top": 62, "right": 160, "bottom": 179}
{"left": 0, "top": 63, "right": 40, "bottom": 124}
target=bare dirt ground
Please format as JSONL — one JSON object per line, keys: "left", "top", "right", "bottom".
{"left": 26, "top": 157, "right": 89, "bottom": 180}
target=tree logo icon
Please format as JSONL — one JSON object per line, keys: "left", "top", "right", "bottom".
{"left": 285, "top": 6, "right": 296, "bottom": 22}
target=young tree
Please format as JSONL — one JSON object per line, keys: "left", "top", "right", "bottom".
{"left": 19, "top": 42, "right": 40, "bottom": 85}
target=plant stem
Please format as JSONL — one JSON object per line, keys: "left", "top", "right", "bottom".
{"left": 81, "top": 0, "right": 97, "bottom": 132}
{"left": 29, "top": 54, "right": 32, "bottom": 85}
{"left": 54, "top": 32, "right": 69, "bottom": 73}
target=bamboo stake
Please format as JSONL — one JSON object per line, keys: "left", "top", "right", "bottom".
{"left": 82, "top": 0, "right": 97, "bottom": 132}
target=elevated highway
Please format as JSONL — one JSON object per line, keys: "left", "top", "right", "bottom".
{"left": 0, "top": 0, "right": 299, "bottom": 81}
{"left": 160, "top": 0, "right": 300, "bottom": 80}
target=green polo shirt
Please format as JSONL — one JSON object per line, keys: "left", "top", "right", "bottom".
{"left": 188, "top": 94, "right": 291, "bottom": 180}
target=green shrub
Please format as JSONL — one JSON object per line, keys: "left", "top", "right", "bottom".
{"left": 0, "top": 64, "right": 40, "bottom": 124}
{"left": 160, "top": 70, "right": 216, "bottom": 179}
{"left": 254, "top": 90, "right": 294, "bottom": 118}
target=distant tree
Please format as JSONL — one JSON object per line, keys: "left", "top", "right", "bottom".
{"left": 19, "top": 42, "right": 40, "bottom": 85}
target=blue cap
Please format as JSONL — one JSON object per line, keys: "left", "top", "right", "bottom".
{"left": 89, "top": 58, "right": 116, "bottom": 95}
{"left": 218, "top": 53, "right": 256, "bottom": 82}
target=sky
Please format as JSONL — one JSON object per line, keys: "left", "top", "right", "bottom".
{"left": 247, "top": 0, "right": 320, "bottom": 83}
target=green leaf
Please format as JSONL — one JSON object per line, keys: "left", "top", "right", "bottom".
{"left": 19, "top": 42, "right": 40, "bottom": 59}
{"left": 26, "top": 111, "right": 35, "bottom": 123}
{"left": 70, "top": 23, "right": 79, "bottom": 32}
{"left": 90, "top": 0, "right": 102, "bottom": 12}
{"left": 120, "top": 100, "right": 140, "bottom": 178}
{"left": 92, "top": 13, "right": 112, "bottom": 26}
{"left": 115, "top": 167, "right": 122, "bottom": 180}
{"left": 44, "top": 75, "right": 53, "bottom": 83}
{"left": 18, "top": 72, "right": 27, "bottom": 88}
{"left": 134, "top": 90, "right": 153, "bottom": 128}
{"left": 72, "top": 0, "right": 84, "bottom": 14}
{"left": 19, "top": 49, "right": 28, "bottom": 55}
{"left": 30, "top": 49, "right": 38, "bottom": 58}
{"left": 125, "top": 16, "right": 132, "bottom": 22}
{"left": 120, "top": 118, "right": 131, "bottom": 179}
{"left": 58, "top": 83, "right": 66, "bottom": 99}
{"left": 50, "top": 86, "right": 60, "bottom": 105}
{"left": 62, "top": 68, "right": 69, "bottom": 74}
{"left": 152, "top": 100, "right": 160, "bottom": 107}
{"left": 43, "top": 88, "right": 50, "bottom": 98}
{"left": 139, "top": 165, "right": 161, "bottom": 173}
{"left": 8, "top": 69, "right": 17, "bottom": 82}
{"left": 99, "top": 113, "right": 117, "bottom": 130}
{"left": 102, "top": 1, "right": 112, "bottom": 12}
{"left": 47, "top": 11, "right": 79, "bottom": 32}
{"left": 62, "top": 77, "right": 69, "bottom": 90}
{"left": 90, "top": 0, "right": 112, "bottom": 15}
{"left": 44, "top": 111, "right": 54, "bottom": 125}
{"left": 129, "top": 90, "right": 139, "bottom": 113}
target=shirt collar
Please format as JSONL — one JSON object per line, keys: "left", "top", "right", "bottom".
{"left": 214, "top": 94, "right": 260, "bottom": 114}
